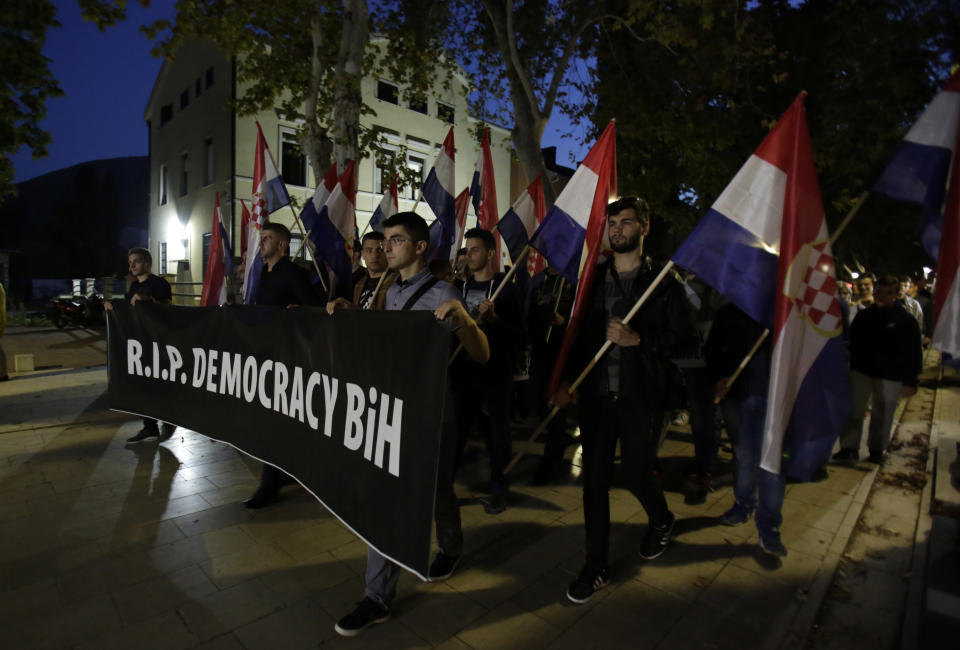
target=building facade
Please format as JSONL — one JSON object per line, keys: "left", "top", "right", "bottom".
{"left": 144, "top": 38, "right": 513, "bottom": 301}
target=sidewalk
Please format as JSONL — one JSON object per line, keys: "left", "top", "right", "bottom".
{"left": 0, "top": 341, "right": 945, "bottom": 649}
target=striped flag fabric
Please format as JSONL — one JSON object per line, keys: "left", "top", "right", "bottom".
{"left": 672, "top": 93, "right": 850, "bottom": 479}
{"left": 871, "top": 69, "right": 960, "bottom": 357}
{"left": 307, "top": 161, "right": 357, "bottom": 299}
{"left": 369, "top": 177, "right": 399, "bottom": 233}
{"left": 529, "top": 120, "right": 617, "bottom": 394}
{"left": 200, "top": 193, "right": 229, "bottom": 306}
{"left": 301, "top": 161, "right": 338, "bottom": 232}
{"left": 450, "top": 187, "right": 471, "bottom": 261}
{"left": 873, "top": 70, "right": 960, "bottom": 261}
{"left": 470, "top": 128, "right": 501, "bottom": 268}
{"left": 498, "top": 174, "right": 547, "bottom": 274}
{"left": 422, "top": 127, "right": 456, "bottom": 262}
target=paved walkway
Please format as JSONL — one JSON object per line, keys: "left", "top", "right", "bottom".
{"left": 0, "top": 331, "right": 945, "bottom": 649}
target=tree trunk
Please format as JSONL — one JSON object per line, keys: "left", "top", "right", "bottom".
{"left": 331, "top": 0, "right": 369, "bottom": 169}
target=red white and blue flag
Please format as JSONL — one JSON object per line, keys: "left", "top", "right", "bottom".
{"left": 369, "top": 177, "right": 399, "bottom": 234}
{"left": 673, "top": 93, "right": 850, "bottom": 479}
{"left": 499, "top": 174, "right": 547, "bottom": 276}
{"left": 200, "top": 193, "right": 229, "bottom": 307}
{"left": 307, "top": 161, "right": 357, "bottom": 299}
{"left": 470, "top": 128, "right": 502, "bottom": 268}
{"left": 427, "top": 187, "right": 469, "bottom": 262}
{"left": 872, "top": 70, "right": 960, "bottom": 358}
{"left": 422, "top": 127, "right": 456, "bottom": 262}
{"left": 873, "top": 70, "right": 960, "bottom": 262}
{"left": 301, "top": 161, "right": 338, "bottom": 233}
{"left": 529, "top": 120, "right": 617, "bottom": 394}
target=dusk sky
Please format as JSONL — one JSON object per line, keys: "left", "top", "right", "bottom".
{"left": 12, "top": 0, "right": 591, "bottom": 184}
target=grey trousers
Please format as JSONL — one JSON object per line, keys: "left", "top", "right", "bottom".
{"left": 364, "top": 395, "right": 463, "bottom": 607}
{"left": 839, "top": 370, "right": 903, "bottom": 454}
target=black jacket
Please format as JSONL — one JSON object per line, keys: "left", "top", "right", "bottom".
{"left": 565, "top": 257, "right": 692, "bottom": 400}
{"left": 453, "top": 272, "right": 525, "bottom": 378}
{"left": 849, "top": 303, "right": 922, "bottom": 386}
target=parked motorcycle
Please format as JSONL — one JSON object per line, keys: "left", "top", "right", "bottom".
{"left": 50, "top": 293, "right": 105, "bottom": 328}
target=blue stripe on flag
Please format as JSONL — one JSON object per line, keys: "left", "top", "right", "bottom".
{"left": 671, "top": 208, "right": 778, "bottom": 328}
{"left": 497, "top": 210, "right": 529, "bottom": 262}
{"left": 423, "top": 171, "right": 456, "bottom": 245}
{"left": 264, "top": 176, "right": 291, "bottom": 213}
{"left": 529, "top": 205, "right": 587, "bottom": 285}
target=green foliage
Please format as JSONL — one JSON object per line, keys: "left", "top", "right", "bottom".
{"left": 590, "top": 0, "right": 959, "bottom": 274}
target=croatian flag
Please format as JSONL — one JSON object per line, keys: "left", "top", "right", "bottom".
{"left": 498, "top": 174, "right": 547, "bottom": 271}
{"left": 200, "top": 193, "right": 229, "bottom": 307}
{"left": 242, "top": 123, "right": 291, "bottom": 303}
{"left": 470, "top": 128, "right": 502, "bottom": 268}
{"left": 450, "top": 187, "right": 471, "bottom": 261}
{"left": 308, "top": 161, "right": 356, "bottom": 299}
{"left": 872, "top": 70, "right": 960, "bottom": 358}
{"left": 673, "top": 93, "right": 850, "bottom": 479}
{"left": 301, "top": 161, "right": 338, "bottom": 233}
{"left": 873, "top": 70, "right": 960, "bottom": 261}
{"left": 529, "top": 120, "right": 617, "bottom": 394}
{"left": 422, "top": 127, "right": 456, "bottom": 262}
{"left": 369, "top": 177, "right": 399, "bottom": 233}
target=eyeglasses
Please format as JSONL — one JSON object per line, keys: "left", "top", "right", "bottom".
{"left": 380, "top": 236, "right": 410, "bottom": 249}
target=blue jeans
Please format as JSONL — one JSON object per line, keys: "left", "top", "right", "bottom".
{"left": 730, "top": 394, "right": 785, "bottom": 537}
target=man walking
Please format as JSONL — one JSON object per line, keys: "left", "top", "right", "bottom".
{"left": 332, "top": 212, "right": 488, "bottom": 637}
{"left": 833, "top": 275, "right": 922, "bottom": 464}
{"left": 242, "top": 223, "right": 322, "bottom": 508}
{"left": 553, "top": 197, "right": 688, "bottom": 603}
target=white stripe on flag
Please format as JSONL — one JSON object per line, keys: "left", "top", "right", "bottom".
{"left": 712, "top": 155, "right": 787, "bottom": 250}
{"left": 904, "top": 91, "right": 960, "bottom": 149}
{"left": 933, "top": 265, "right": 960, "bottom": 357}
{"left": 553, "top": 165, "right": 600, "bottom": 230}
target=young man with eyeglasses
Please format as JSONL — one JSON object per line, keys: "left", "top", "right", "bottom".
{"left": 552, "top": 197, "right": 689, "bottom": 604}
{"left": 332, "top": 211, "right": 489, "bottom": 637}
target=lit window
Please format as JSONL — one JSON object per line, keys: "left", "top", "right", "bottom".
{"left": 406, "top": 155, "right": 425, "bottom": 200}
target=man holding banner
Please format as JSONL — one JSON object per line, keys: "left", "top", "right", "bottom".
{"left": 333, "top": 211, "right": 489, "bottom": 637}
{"left": 554, "top": 197, "right": 688, "bottom": 604}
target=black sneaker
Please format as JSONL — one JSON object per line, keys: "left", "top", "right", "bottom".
{"left": 428, "top": 552, "right": 461, "bottom": 581}
{"left": 482, "top": 493, "right": 506, "bottom": 515}
{"left": 639, "top": 512, "right": 675, "bottom": 560}
{"left": 759, "top": 532, "right": 788, "bottom": 557}
{"left": 242, "top": 489, "right": 278, "bottom": 509}
{"left": 831, "top": 448, "right": 858, "bottom": 464}
{"left": 126, "top": 427, "right": 159, "bottom": 443}
{"left": 334, "top": 597, "right": 390, "bottom": 637}
{"left": 566, "top": 565, "right": 609, "bottom": 604}
{"left": 866, "top": 451, "right": 887, "bottom": 464}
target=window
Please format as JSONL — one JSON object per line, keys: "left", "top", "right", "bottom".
{"left": 195, "top": 77, "right": 202, "bottom": 98}
{"left": 204, "top": 138, "right": 214, "bottom": 186}
{"left": 202, "top": 232, "right": 212, "bottom": 275}
{"left": 160, "top": 242, "right": 167, "bottom": 275}
{"left": 289, "top": 234, "right": 313, "bottom": 261}
{"left": 160, "top": 104, "right": 173, "bottom": 126}
{"left": 374, "top": 142, "right": 398, "bottom": 194}
{"left": 205, "top": 66, "right": 214, "bottom": 88}
{"left": 179, "top": 152, "right": 188, "bottom": 197}
{"left": 180, "top": 89, "right": 189, "bottom": 109}
{"left": 376, "top": 80, "right": 399, "bottom": 105}
{"left": 408, "top": 96, "right": 427, "bottom": 114}
{"left": 406, "top": 154, "right": 425, "bottom": 200}
{"left": 437, "top": 102, "right": 455, "bottom": 124}
{"left": 159, "top": 164, "right": 168, "bottom": 205}
{"left": 280, "top": 129, "right": 306, "bottom": 187}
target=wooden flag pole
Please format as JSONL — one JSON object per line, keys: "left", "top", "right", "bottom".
{"left": 504, "top": 260, "right": 676, "bottom": 475}
{"left": 713, "top": 328, "right": 770, "bottom": 404}
{"left": 544, "top": 277, "right": 566, "bottom": 344}
{"left": 448, "top": 245, "right": 531, "bottom": 364}
{"left": 287, "top": 203, "right": 328, "bottom": 295}
{"left": 828, "top": 190, "right": 870, "bottom": 247}
{"left": 366, "top": 271, "right": 389, "bottom": 310}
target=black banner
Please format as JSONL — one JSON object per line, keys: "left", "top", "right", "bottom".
{"left": 106, "top": 301, "right": 451, "bottom": 579}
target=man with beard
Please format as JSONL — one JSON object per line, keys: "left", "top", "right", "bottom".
{"left": 553, "top": 197, "right": 689, "bottom": 603}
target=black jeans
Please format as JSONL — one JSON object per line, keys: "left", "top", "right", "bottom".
{"left": 454, "top": 374, "right": 514, "bottom": 495}
{"left": 579, "top": 393, "right": 671, "bottom": 568}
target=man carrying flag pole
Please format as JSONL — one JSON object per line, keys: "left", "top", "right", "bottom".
{"left": 672, "top": 93, "right": 851, "bottom": 555}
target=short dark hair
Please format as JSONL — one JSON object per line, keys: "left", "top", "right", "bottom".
{"left": 456, "top": 247, "right": 467, "bottom": 258}
{"left": 262, "top": 222, "right": 291, "bottom": 245}
{"left": 361, "top": 231, "right": 385, "bottom": 245}
{"left": 877, "top": 274, "right": 899, "bottom": 288}
{"left": 464, "top": 227, "right": 496, "bottom": 251}
{"left": 128, "top": 247, "right": 152, "bottom": 264}
{"left": 384, "top": 211, "right": 430, "bottom": 245}
{"left": 606, "top": 196, "right": 650, "bottom": 225}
